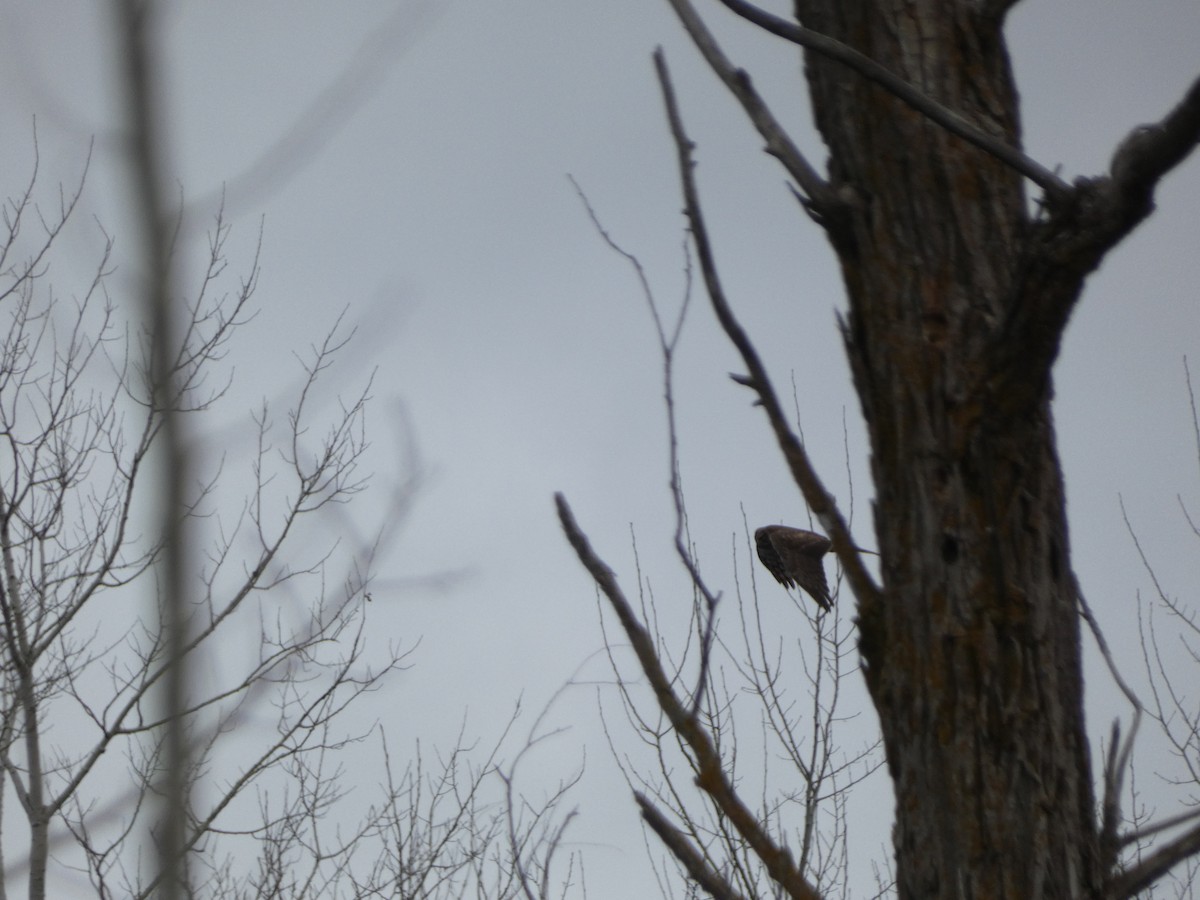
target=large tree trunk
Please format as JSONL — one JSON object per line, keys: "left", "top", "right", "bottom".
{"left": 799, "top": 2, "right": 1102, "bottom": 896}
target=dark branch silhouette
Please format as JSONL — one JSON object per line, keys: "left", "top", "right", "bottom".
{"left": 706, "top": 0, "right": 1068, "bottom": 196}
{"left": 654, "top": 47, "right": 881, "bottom": 610}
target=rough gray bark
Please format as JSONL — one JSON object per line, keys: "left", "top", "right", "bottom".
{"left": 798, "top": 4, "right": 1096, "bottom": 897}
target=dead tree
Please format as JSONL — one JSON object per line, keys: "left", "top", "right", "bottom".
{"left": 558, "top": 2, "right": 1200, "bottom": 898}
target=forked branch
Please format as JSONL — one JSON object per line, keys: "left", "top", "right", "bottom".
{"left": 707, "top": 0, "right": 1067, "bottom": 196}
{"left": 986, "top": 72, "right": 1200, "bottom": 427}
{"left": 658, "top": 1, "right": 839, "bottom": 216}
{"left": 554, "top": 494, "right": 821, "bottom": 900}
{"left": 654, "top": 48, "right": 881, "bottom": 609}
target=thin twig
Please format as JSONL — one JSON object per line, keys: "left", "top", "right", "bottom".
{"left": 568, "top": 177, "right": 720, "bottom": 713}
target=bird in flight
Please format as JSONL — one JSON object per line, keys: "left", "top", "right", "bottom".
{"left": 755, "top": 525, "right": 833, "bottom": 611}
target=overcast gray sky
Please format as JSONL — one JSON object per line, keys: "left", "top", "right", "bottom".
{"left": 1, "top": 2, "right": 1198, "bottom": 896}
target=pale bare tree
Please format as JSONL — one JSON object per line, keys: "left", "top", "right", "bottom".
{"left": 0, "top": 133, "right": 403, "bottom": 895}
{"left": 0, "top": 4, "right": 582, "bottom": 896}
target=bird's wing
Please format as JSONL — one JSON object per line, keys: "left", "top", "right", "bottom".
{"left": 756, "top": 528, "right": 793, "bottom": 587}
{"left": 770, "top": 528, "right": 831, "bottom": 558}
{"left": 769, "top": 529, "right": 832, "bottom": 610}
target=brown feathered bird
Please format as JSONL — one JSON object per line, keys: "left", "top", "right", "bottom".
{"left": 755, "top": 525, "right": 833, "bottom": 611}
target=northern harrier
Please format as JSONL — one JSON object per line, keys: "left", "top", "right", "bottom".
{"left": 755, "top": 525, "right": 833, "bottom": 611}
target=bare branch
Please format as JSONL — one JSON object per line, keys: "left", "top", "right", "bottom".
{"left": 555, "top": 493, "right": 821, "bottom": 900}
{"left": 1120, "top": 806, "right": 1200, "bottom": 851}
{"left": 1108, "top": 820, "right": 1200, "bottom": 900}
{"left": 712, "top": 0, "right": 1067, "bottom": 196}
{"left": 183, "top": 3, "right": 437, "bottom": 222}
{"left": 636, "top": 792, "right": 749, "bottom": 900}
{"left": 653, "top": 48, "right": 881, "bottom": 610}
{"left": 1108, "top": 74, "right": 1200, "bottom": 205}
{"left": 655, "top": 7, "right": 840, "bottom": 217}
{"left": 986, "top": 74, "right": 1200, "bottom": 425}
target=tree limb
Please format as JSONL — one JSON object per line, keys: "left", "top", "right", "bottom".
{"left": 1119, "top": 806, "right": 1200, "bottom": 851}
{"left": 658, "top": 2, "right": 840, "bottom": 216}
{"left": 654, "top": 48, "right": 881, "bottom": 609}
{"left": 636, "top": 793, "right": 749, "bottom": 900}
{"left": 1107, "top": 819, "right": 1200, "bottom": 899}
{"left": 710, "top": 0, "right": 1068, "bottom": 197}
{"left": 1107, "top": 73, "right": 1200, "bottom": 209}
{"left": 983, "top": 72, "right": 1200, "bottom": 426}
{"left": 554, "top": 494, "right": 821, "bottom": 900}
